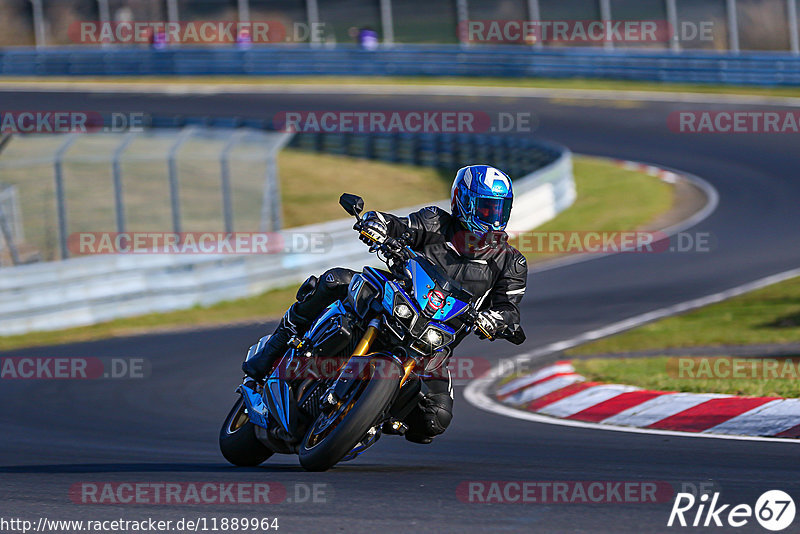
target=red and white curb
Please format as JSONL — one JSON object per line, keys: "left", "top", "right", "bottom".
{"left": 613, "top": 160, "right": 681, "bottom": 184}
{"left": 495, "top": 361, "right": 800, "bottom": 439}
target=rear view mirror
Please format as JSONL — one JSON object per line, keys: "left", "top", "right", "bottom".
{"left": 339, "top": 193, "right": 365, "bottom": 217}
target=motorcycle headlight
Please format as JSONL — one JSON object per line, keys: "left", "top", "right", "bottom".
{"left": 393, "top": 294, "right": 416, "bottom": 324}
{"left": 395, "top": 303, "right": 413, "bottom": 319}
{"left": 419, "top": 325, "right": 453, "bottom": 350}
{"left": 425, "top": 328, "right": 444, "bottom": 347}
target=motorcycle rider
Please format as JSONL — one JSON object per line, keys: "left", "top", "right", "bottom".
{"left": 242, "top": 164, "right": 527, "bottom": 444}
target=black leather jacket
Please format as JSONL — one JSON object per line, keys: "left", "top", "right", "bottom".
{"left": 377, "top": 206, "right": 527, "bottom": 341}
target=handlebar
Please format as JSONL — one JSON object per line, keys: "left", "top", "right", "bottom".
{"left": 352, "top": 212, "right": 501, "bottom": 342}
{"left": 462, "top": 306, "right": 495, "bottom": 341}
{"left": 355, "top": 219, "right": 412, "bottom": 262}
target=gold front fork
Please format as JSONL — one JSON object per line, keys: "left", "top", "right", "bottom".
{"left": 350, "top": 324, "right": 415, "bottom": 386}
{"left": 351, "top": 325, "right": 379, "bottom": 357}
{"left": 399, "top": 360, "right": 415, "bottom": 387}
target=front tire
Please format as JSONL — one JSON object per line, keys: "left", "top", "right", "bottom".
{"left": 219, "top": 396, "right": 274, "bottom": 466}
{"left": 298, "top": 357, "right": 400, "bottom": 471}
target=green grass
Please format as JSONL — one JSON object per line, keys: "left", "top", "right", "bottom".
{"left": 0, "top": 286, "right": 301, "bottom": 352}
{"left": 279, "top": 150, "right": 449, "bottom": 226}
{"left": 517, "top": 156, "right": 672, "bottom": 262}
{"left": 569, "top": 276, "right": 800, "bottom": 355}
{"left": 0, "top": 154, "right": 673, "bottom": 351}
{"left": 554, "top": 157, "right": 674, "bottom": 231}
{"left": 5, "top": 75, "right": 800, "bottom": 99}
{"left": 573, "top": 356, "right": 800, "bottom": 398}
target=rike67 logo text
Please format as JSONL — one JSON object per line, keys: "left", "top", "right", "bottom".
{"left": 668, "top": 490, "right": 795, "bottom": 531}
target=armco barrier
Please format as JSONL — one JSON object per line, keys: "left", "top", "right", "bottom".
{"left": 287, "top": 132, "right": 562, "bottom": 179}
{"left": 0, "top": 143, "right": 574, "bottom": 336}
{"left": 2, "top": 45, "right": 800, "bottom": 86}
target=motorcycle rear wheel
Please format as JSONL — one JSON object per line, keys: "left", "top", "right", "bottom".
{"left": 219, "top": 396, "right": 274, "bottom": 466}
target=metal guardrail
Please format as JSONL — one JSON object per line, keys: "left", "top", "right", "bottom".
{"left": 289, "top": 131, "right": 562, "bottom": 179}
{"left": 0, "top": 125, "right": 574, "bottom": 335}
{"left": 3, "top": 45, "right": 800, "bottom": 86}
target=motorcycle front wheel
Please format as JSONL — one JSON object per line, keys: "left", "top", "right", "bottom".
{"left": 298, "top": 356, "right": 400, "bottom": 471}
{"left": 219, "top": 396, "right": 274, "bottom": 466}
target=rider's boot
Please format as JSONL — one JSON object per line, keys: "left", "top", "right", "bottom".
{"left": 403, "top": 389, "right": 453, "bottom": 445}
{"left": 242, "top": 304, "right": 311, "bottom": 380}
{"left": 404, "top": 434, "right": 434, "bottom": 445}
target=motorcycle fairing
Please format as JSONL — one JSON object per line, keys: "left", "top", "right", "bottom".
{"left": 347, "top": 273, "right": 381, "bottom": 318}
{"left": 381, "top": 279, "right": 412, "bottom": 315}
{"left": 238, "top": 383, "right": 269, "bottom": 430}
{"left": 306, "top": 299, "right": 349, "bottom": 338}
{"left": 262, "top": 300, "right": 349, "bottom": 436}
{"left": 263, "top": 361, "right": 294, "bottom": 434}
{"left": 362, "top": 266, "right": 389, "bottom": 296}
{"left": 407, "top": 258, "right": 470, "bottom": 322}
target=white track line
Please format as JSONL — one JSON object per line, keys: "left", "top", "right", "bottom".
{"left": 3, "top": 81, "right": 800, "bottom": 108}
{"left": 465, "top": 387, "right": 800, "bottom": 444}
{"left": 465, "top": 266, "right": 800, "bottom": 444}
{"left": 465, "top": 157, "right": 800, "bottom": 443}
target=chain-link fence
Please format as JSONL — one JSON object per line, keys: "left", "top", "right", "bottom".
{"left": 0, "top": 128, "right": 290, "bottom": 264}
{"left": 1, "top": 0, "right": 798, "bottom": 53}
{"left": 0, "top": 183, "right": 23, "bottom": 264}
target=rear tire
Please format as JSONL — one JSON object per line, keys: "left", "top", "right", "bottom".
{"left": 299, "top": 357, "right": 400, "bottom": 471}
{"left": 219, "top": 396, "right": 274, "bottom": 466}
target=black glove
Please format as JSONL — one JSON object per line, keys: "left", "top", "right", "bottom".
{"left": 357, "top": 211, "right": 388, "bottom": 246}
{"left": 474, "top": 310, "right": 504, "bottom": 339}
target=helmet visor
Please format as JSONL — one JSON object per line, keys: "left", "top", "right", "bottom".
{"left": 475, "top": 197, "right": 512, "bottom": 229}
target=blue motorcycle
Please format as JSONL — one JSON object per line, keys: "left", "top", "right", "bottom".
{"left": 219, "top": 194, "right": 514, "bottom": 471}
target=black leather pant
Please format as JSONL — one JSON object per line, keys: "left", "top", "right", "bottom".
{"left": 403, "top": 371, "right": 454, "bottom": 440}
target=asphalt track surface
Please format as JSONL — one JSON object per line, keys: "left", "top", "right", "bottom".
{"left": 2, "top": 88, "right": 800, "bottom": 533}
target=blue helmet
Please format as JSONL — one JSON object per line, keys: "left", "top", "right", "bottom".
{"left": 451, "top": 165, "right": 513, "bottom": 237}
